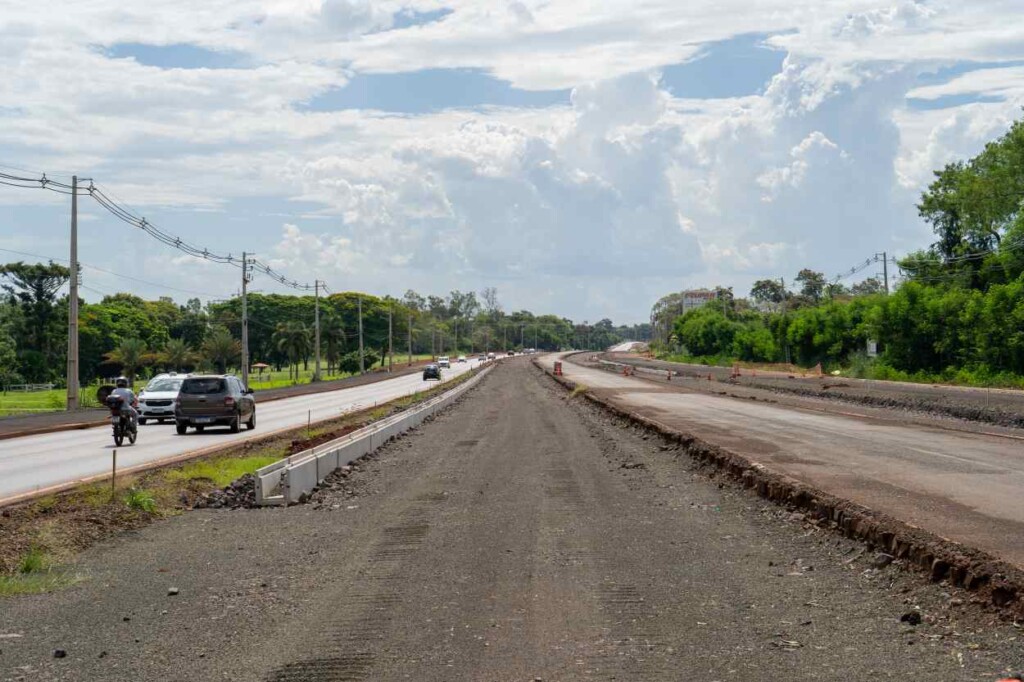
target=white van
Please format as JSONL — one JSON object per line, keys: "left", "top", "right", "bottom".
{"left": 438, "top": 356, "right": 451, "bottom": 369}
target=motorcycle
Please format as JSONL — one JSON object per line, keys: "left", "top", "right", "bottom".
{"left": 105, "top": 395, "right": 138, "bottom": 447}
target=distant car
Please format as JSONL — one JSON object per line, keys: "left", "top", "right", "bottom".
{"left": 423, "top": 363, "right": 442, "bottom": 381}
{"left": 487, "top": 352, "right": 496, "bottom": 360}
{"left": 457, "top": 355, "right": 467, "bottom": 363}
{"left": 438, "top": 356, "right": 451, "bottom": 369}
{"left": 138, "top": 375, "right": 187, "bottom": 425}
{"left": 174, "top": 375, "right": 255, "bottom": 435}
{"left": 507, "top": 350, "right": 515, "bottom": 356}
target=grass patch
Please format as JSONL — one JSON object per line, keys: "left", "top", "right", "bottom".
{"left": 0, "top": 571, "right": 81, "bottom": 597}
{"left": 18, "top": 545, "right": 50, "bottom": 574}
{"left": 166, "top": 455, "right": 280, "bottom": 488}
{"left": 569, "top": 384, "right": 590, "bottom": 399}
{"left": 123, "top": 488, "right": 157, "bottom": 512}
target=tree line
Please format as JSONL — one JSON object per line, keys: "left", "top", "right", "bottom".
{"left": 652, "top": 116, "right": 1024, "bottom": 385}
{"left": 0, "top": 273, "right": 650, "bottom": 388}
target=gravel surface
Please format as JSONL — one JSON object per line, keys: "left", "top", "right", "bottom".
{"left": 2, "top": 359, "right": 1022, "bottom": 681}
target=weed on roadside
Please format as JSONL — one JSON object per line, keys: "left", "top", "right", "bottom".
{"left": 166, "top": 455, "right": 279, "bottom": 488}
{"left": 0, "top": 546, "right": 80, "bottom": 597}
{"left": 568, "top": 384, "right": 590, "bottom": 399}
{"left": 123, "top": 488, "right": 156, "bottom": 512}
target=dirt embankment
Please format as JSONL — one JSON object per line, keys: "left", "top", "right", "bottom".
{"left": 604, "top": 353, "right": 1024, "bottom": 430}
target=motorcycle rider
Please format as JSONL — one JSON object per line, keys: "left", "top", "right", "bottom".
{"left": 109, "top": 376, "right": 139, "bottom": 429}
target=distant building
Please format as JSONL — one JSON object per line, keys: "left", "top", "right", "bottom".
{"left": 681, "top": 289, "right": 717, "bottom": 312}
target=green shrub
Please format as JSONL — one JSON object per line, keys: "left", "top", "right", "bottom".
{"left": 123, "top": 488, "right": 156, "bottom": 512}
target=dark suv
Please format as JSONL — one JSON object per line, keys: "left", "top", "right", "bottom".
{"left": 422, "top": 363, "right": 441, "bottom": 381}
{"left": 175, "top": 375, "right": 255, "bottom": 434}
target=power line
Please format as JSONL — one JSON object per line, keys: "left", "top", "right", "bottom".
{"left": 0, "top": 246, "right": 230, "bottom": 299}
{"left": 0, "top": 166, "right": 320, "bottom": 292}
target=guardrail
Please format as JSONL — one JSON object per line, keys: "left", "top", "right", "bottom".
{"left": 254, "top": 365, "right": 493, "bottom": 505}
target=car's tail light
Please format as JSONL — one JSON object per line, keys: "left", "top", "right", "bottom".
{"left": 224, "top": 396, "right": 235, "bottom": 407}
{"left": 175, "top": 396, "right": 181, "bottom": 407}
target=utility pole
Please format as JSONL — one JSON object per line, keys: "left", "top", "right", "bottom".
{"left": 66, "top": 176, "right": 79, "bottom": 410}
{"left": 454, "top": 319, "right": 458, "bottom": 355}
{"left": 876, "top": 251, "right": 890, "bottom": 294}
{"left": 407, "top": 312, "right": 413, "bottom": 366}
{"left": 520, "top": 324, "right": 524, "bottom": 349}
{"left": 357, "top": 296, "right": 364, "bottom": 374}
{"left": 502, "top": 324, "right": 507, "bottom": 350}
{"left": 241, "top": 252, "right": 250, "bottom": 386}
{"left": 313, "top": 280, "right": 321, "bottom": 382}
{"left": 780, "top": 276, "right": 790, "bottom": 364}
{"left": 388, "top": 305, "right": 393, "bottom": 373}
{"left": 534, "top": 325, "right": 538, "bottom": 350}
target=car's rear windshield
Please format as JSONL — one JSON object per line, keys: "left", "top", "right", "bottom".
{"left": 147, "top": 379, "right": 183, "bottom": 392}
{"left": 181, "top": 378, "right": 226, "bottom": 394}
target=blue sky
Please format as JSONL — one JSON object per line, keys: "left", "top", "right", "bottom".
{"left": 2, "top": 1, "right": 1024, "bottom": 322}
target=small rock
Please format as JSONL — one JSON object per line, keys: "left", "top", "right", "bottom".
{"left": 98, "top": 651, "right": 108, "bottom": 659}
{"left": 53, "top": 649, "right": 67, "bottom": 659}
{"left": 122, "top": 616, "right": 131, "bottom": 622}
{"left": 168, "top": 587, "right": 179, "bottom": 596}
{"left": 949, "top": 598, "right": 964, "bottom": 607}
{"left": 900, "top": 611, "right": 922, "bottom": 626}
{"left": 873, "top": 553, "right": 895, "bottom": 569}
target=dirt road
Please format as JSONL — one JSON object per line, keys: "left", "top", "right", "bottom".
{"left": 2, "top": 360, "right": 1022, "bottom": 680}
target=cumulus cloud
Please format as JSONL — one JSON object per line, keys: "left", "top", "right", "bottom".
{"left": 3, "top": 0, "right": 1024, "bottom": 320}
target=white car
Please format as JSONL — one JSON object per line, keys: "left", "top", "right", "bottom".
{"left": 438, "top": 356, "right": 451, "bottom": 369}
{"left": 457, "top": 355, "right": 467, "bottom": 363}
{"left": 138, "top": 375, "right": 189, "bottom": 424}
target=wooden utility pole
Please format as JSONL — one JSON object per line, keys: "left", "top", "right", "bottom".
{"left": 66, "top": 176, "right": 79, "bottom": 410}
{"left": 407, "top": 312, "right": 413, "bottom": 366}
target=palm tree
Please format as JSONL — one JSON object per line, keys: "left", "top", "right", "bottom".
{"left": 161, "top": 338, "right": 193, "bottom": 372}
{"left": 273, "top": 321, "right": 311, "bottom": 382}
{"left": 322, "top": 314, "right": 345, "bottom": 375}
{"left": 202, "top": 328, "right": 241, "bottom": 374}
{"left": 104, "top": 338, "right": 150, "bottom": 387}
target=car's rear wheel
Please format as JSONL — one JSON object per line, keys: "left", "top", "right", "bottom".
{"left": 195, "top": 425, "right": 205, "bottom": 433}
{"left": 175, "top": 422, "right": 187, "bottom": 435}
{"left": 138, "top": 418, "right": 147, "bottom": 426}
{"left": 246, "top": 410, "right": 255, "bottom": 430}
{"left": 229, "top": 414, "right": 240, "bottom": 433}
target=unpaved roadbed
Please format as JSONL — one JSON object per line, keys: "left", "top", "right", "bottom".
{"left": 606, "top": 352, "right": 1024, "bottom": 431}
{"left": 2, "top": 360, "right": 1021, "bottom": 680}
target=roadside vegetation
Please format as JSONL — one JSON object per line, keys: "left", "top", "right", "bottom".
{"left": 0, "top": 272, "right": 648, "bottom": 415}
{"left": 651, "top": 118, "right": 1024, "bottom": 389}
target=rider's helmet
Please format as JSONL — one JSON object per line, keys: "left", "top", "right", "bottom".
{"left": 115, "top": 376, "right": 129, "bottom": 388}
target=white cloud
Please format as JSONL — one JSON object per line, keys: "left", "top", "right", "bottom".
{"left": 3, "top": 0, "right": 1024, "bottom": 320}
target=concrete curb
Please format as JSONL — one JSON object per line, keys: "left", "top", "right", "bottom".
{"left": 534, "top": 357, "right": 1024, "bottom": 619}
{"left": 255, "top": 366, "right": 492, "bottom": 505}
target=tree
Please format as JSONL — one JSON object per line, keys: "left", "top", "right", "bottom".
{"left": 402, "top": 290, "right": 426, "bottom": 312}
{"left": 202, "top": 328, "right": 240, "bottom": 374}
{"left": 0, "top": 303, "right": 21, "bottom": 387}
{"left": 851, "top": 278, "right": 884, "bottom": 296}
{"left": 0, "top": 261, "right": 70, "bottom": 379}
{"left": 795, "top": 269, "right": 827, "bottom": 302}
{"left": 750, "top": 279, "right": 786, "bottom": 306}
{"left": 272, "top": 321, "right": 311, "bottom": 381}
{"left": 480, "top": 287, "right": 501, "bottom": 316}
{"left": 160, "top": 338, "right": 193, "bottom": 372}
{"left": 103, "top": 338, "right": 150, "bottom": 386}
{"left": 321, "top": 313, "right": 346, "bottom": 374}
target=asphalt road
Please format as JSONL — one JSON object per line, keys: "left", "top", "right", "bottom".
{"left": 3, "top": 359, "right": 1021, "bottom": 680}
{"left": 541, "top": 353, "right": 1024, "bottom": 568}
{"left": 0, "top": 360, "right": 483, "bottom": 503}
